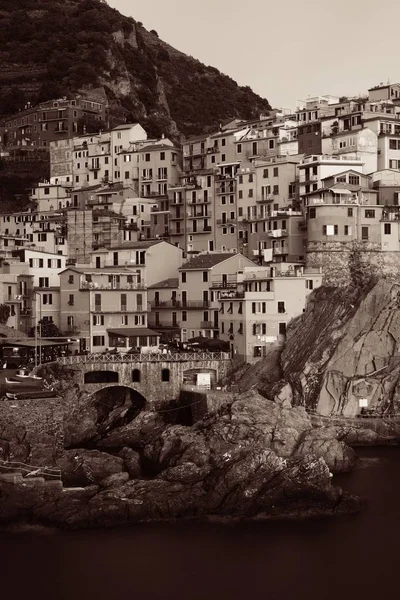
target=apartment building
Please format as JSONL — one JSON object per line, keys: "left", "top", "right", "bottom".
{"left": 10, "top": 249, "right": 66, "bottom": 329}
{"left": 296, "top": 96, "right": 339, "bottom": 155}
{"left": 59, "top": 265, "right": 154, "bottom": 353}
{"left": 306, "top": 182, "right": 382, "bottom": 248}
{"left": 298, "top": 155, "right": 365, "bottom": 204}
{"left": 1, "top": 211, "right": 67, "bottom": 256}
{"left": 218, "top": 264, "right": 322, "bottom": 362}
{"left": 178, "top": 252, "right": 255, "bottom": 341}
{"left": 3, "top": 96, "right": 106, "bottom": 150}
{"left": 88, "top": 240, "right": 183, "bottom": 287}
{"left": 248, "top": 209, "right": 305, "bottom": 264}
{"left": 368, "top": 83, "right": 400, "bottom": 103}
{"left": 322, "top": 128, "right": 378, "bottom": 174}
{"left": 0, "top": 258, "right": 33, "bottom": 333}
{"left": 147, "top": 278, "right": 180, "bottom": 342}
{"left": 372, "top": 170, "right": 400, "bottom": 205}
{"left": 32, "top": 182, "right": 72, "bottom": 212}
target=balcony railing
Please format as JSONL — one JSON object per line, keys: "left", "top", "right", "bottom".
{"left": 186, "top": 227, "right": 211, "bottom": 234}
{"left": 88, "top": 164, "right": 101, "bottom": 171}
{"left": 151, "top": 322, "right": 181, "bottom": 329}
{"left": 57, "top": 352, "right": 231, "bottom": 365}
{"left": 150, "top": 300, "right": 181, "bottom": 309}
{"left": 181, "top": 301, "right": 210, "bottom": 309}
{"left": 268, "top": 229, "right": 288, "bottom": 238}
{"left": 80, "top": 281, "right": 146, "bottom": 290}
{"left": 200, "top": 321, "right": 218, "bottom": 329}
{"left": 273, "top": 246, "right": 289, "bottom": 255}
{"left": 187, "top": 198, "right": 211, "bottom": 205}
{"left": 219, "top": 290, "right": 245, "bottom": 299}
{"left": 92, "top": 303, "right": 151, "bottom": 314}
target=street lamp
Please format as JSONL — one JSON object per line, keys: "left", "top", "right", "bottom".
{"left": 34, "top": 291, "right": 42, "bottom": 368}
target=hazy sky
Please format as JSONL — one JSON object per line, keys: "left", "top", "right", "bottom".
{"left": 108, "top": 0, "right": 400, "bottom": 111}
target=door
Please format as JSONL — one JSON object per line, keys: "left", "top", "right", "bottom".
{"left": 222, "top": 274, "right": 228, "bottom": 288}
{"left": 155, "top": 291, "right": 160, "bottom": 307}
{"left": 171, "top": 291, "right": 177, "bottom": 307}
{"left": 96, "top": 257, "right": 101, "bottom": 268}
{"left": 182, "top": 291, "right": 187, "bottom": 307}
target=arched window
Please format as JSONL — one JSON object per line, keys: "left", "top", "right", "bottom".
{"left": 161, "top": 368, "right": 170, "bottom": 382}
{"left": 132, "top": 369, "right": 141, "bottom": 383}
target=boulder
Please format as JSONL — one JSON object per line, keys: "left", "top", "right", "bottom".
{"left": 295, "top": 427, "right": 358, "bottom": 473}
{"left": 118, "top": 447, "right": 141, "bottom": 478}
{"left": 57, "top": 449, "right": 126, "bottom": 487}
{"left": 100, "top": 472, "right": 130, "bottom": 489}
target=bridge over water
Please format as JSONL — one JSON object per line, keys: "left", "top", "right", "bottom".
{"left": 56, "top": 352, "right": 232, "bottom": 406}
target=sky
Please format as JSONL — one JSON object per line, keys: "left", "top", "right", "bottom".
{"left": 107, "top": 0, "right": 400, "bottom": 111}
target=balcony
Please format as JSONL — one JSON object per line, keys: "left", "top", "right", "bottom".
{"left": 216, "top": 219, "right": 235, "bottom": 225}
{"left": 200, "top": 321, "right": 218, "bottom": 329}
{"left": 80, "top": 281, "right": 146, "bottom": 290}
{"left": 219, "top": 290, "right": 245, "bottom": 299}
{"left": 88, "top": 164, "right": 100, "bottom": 171}
{"left": 188, "top": 212, "right": 210, "bottom": 219}
{"left": 211, "top": 275, "right": 238, "bottom": 289}
{"left": 182, "top": 301, "right": 210, "bottom": 309}
{"left": 257, "top": 196, "right": 274, "bottom": 203}
{"left": 150, "top": 300, "right": 181, "bottom": 309}
{"left": 93, "top": 303, "right": 151, "bottom": 314}
{"left": 152, "top": 322, "right": 181, "bottom": 330}
{"left": 187, "top": 197, "right": 211, "bottom": 205}
{"left": 169, "top": 214, "right": 184, "bottom": 221}
{"left": 216, "top": 186, "right": 235, "bottom": 195}
{"left": 55, "top": 127, "right": 68, "bottom": 134}
{"left": 273, "top": 246, "right": 289, "bottom": 255}
{"left": 268, "top": 229, "right": 288, "bottom": 238}
{"left": 186, "top": 227, "right": 212, "bottom": 234}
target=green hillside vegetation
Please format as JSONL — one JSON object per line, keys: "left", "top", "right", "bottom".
{"left": 0, "top": 0, "right": 271, "bottom": 138}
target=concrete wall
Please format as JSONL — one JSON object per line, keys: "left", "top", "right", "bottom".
{"left": 307, "top": 241, "right": 400, "bottom": 286}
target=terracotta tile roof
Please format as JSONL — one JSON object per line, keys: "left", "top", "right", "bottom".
{"left": 148, "top": 278, "right": 179, "bottom": 289}
{"left": 180, "top": 252, "right": 237, "bottom": 270}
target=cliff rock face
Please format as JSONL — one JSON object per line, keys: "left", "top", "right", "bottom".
{"left": 235, "top": 279, "right": 400, "bottom": 424}
{"left": 0, "top": 390, "right": 360, "bottom": 529}
{"left": 0, "top": 0, "right": 271, "bottom": 138}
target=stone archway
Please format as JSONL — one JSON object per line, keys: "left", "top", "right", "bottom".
{"left": 89, "top": 385, "right": 147, "bottom": 434}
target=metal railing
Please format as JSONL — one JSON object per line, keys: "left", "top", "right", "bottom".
{"left": 0, "top": 459, "right": 61, "bottom": 481}
{"left": 57, "top": 352, "right": 230, "bottom": 365}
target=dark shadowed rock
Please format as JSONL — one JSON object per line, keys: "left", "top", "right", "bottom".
{"left": 100, "top": 472, "right": 130, "bottom": 489}
{"left": 118, "top": 447, "right": 141, "bottom": 478}
{"left": 295, "top": 427, "right": 357, "bottom": 472}
{"left": 57, "top": 449, "right": 125, "bottom": 487}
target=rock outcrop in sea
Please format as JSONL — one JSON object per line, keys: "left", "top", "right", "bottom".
{"left": 0, "top": 391, "right": 360, "bottom": 529}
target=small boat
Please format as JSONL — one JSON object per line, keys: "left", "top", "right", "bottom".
{"left": 15, "top": 373, "right": 43, "bottom": 381}
{"left": 6, "top": 390, "right": 57, "bottom": 400}
{"left": 5, "top": 378, "right": 23, "bottom": 385}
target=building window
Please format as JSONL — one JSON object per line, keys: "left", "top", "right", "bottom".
{"left": 273, "top": 167, "right": 279, "bottom": 177}
{"left": 361, "top": 226, "right": 369, "bottom": 241}
{"left": 278, "top": 301, "right": 285, "bottom": 314}
{"left": 365, "top": 209, "right": 375, "bottom": 219}
{"left": 161, "top": 368, "right": 170, "bottom": 382}
{"left": 132, "top": 369, "right": 141, "bottom": 382}
{"left": 221, "top": 139, "right": 226, "bottom": 146}
{"left": 93, "top": 336, "right": 105, "bottom": 347}
{"left": 181, "top": 272, "right": 186, "bottom": 283}
{"left": 68, "top": 294, "right": 74, "bottom": 306}
{"left": 309, "top": 208, "right": 316, "bottom": 219}
{"left": 349, "top": 175, "right": 360, "bottom": 186}
{"left": 182, "top": 311, "right": 187, "bottom": 322}
{"left": 348, "top": 208, "right": 353, "bottom": 217}
{"left": 263, "top": 169, "right": 268, "bottom": 178}
{"left": 237, "top": 144, "right": 242, "bottom": 153}
{"left": 307, "top": 280, "right": 314, "bottom": 290}
{"left": 273, "top": 185, "right": 279, "bottom": 195}
{"left": 384, "top": 223, "right": 392, "bottom": 235}
{"left": 344, "top": 225, "right": 352, "bottom": 236}
{"left": 202, "top": 271, "right": 208, "bottom": 282}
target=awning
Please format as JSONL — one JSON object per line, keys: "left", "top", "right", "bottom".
{"left": 331, "top": 188, "right": 352, "bottom": 195}
{"left": 106, "top": 328, "right": 160, "bottom": 338}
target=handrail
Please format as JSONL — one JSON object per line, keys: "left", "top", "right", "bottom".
{"left": 57, "top": 352, "right": 231, "bottom": 365}
{"left": 0, "top": 459, "right": 61, "bottom": 480}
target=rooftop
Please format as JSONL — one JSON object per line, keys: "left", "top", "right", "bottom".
{"left": 109, "top": 240, "right": 163, "bottom": 250}
{"left": 148, "top": 278, "right": 179, "bottom": 289}
{"left": 180, "top": 252, "right": 238, "bottom": 271}
{"left": 112, "top": 123, "right": 139, "bottom": 131}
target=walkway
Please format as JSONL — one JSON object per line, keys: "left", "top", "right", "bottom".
{"left": 57, "top": 351, "right": 231, "bottom": 365}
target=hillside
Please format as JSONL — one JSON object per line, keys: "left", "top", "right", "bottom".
{"left": 0, "top": 0, "right": 272, "bottom": 139}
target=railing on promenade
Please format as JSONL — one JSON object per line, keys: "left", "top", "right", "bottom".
{"left": 0, "top": 459, "right": 61, "bottom": 481}
{"left": 57, "top": 352, "right": 231, "bottom": 365}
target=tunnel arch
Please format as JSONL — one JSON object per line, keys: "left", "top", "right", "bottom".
{"left": 89, "top": 385, "right": 147, "bottom": 431}
{"left": 84, "top": 370, "right": 119, "bottom": 384}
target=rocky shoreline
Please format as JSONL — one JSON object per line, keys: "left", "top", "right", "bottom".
{"left": 0, "top": 391, "right": 363, "bottom": 530}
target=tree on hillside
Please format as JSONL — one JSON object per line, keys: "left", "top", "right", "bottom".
{"left": 77, "top": 114, "right": 107, "bottom": 135}
{"left": 0, "top": 304, "right": 10, "bottom": 325}
{"left": 30, "top": 320, "right": 62, "bottom": 338}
